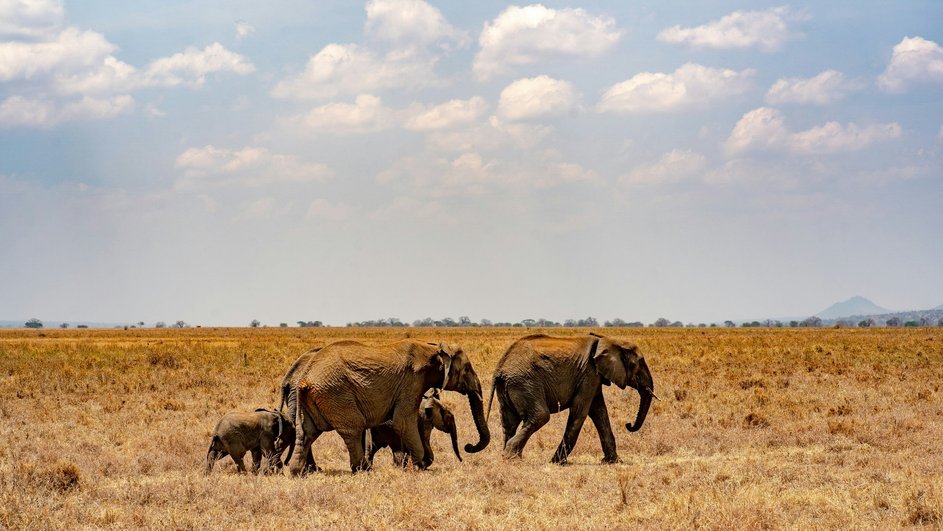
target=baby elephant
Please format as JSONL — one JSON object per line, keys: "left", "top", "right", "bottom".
{"left": 206, "top": 408, "right": 295, "bottom": 475}
{"left": 367, "top": 390, "right": 462, "bottom": 468}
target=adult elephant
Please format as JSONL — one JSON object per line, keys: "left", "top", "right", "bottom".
{"left": 287, "top": 340, "right": 490, "bottom": 474}
{"left": 488, "top": 333, "right": 655, "bottom": 464}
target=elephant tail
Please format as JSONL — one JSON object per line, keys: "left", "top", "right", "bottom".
{"left": 485, "top": 375, "right": 500, "bottom": 421}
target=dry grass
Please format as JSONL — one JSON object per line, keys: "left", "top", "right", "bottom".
{"left": 1, "top": 327, "right": 941, "bottom": 529}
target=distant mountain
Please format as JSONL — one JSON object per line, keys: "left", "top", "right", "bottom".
{"left": 816, "top": 296, "right": 890, "bottom": 319}
{"left": 935, "top": 304, "right": 943, "bottom": 311}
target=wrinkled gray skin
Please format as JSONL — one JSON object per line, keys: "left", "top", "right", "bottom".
{"left": 285, "top": 340, "right": 489, "bottom": 474}
{"left": 205, "top": 408, "right": 295, "bottom": 474}
{"left": 488, "top": 333, "right": 654, "bottom": 464}
{"left": 367, "top": 389, "right": 462, "bottom": 468}
{"left": 278, "top": 347, "right": 322, "bottom": 473}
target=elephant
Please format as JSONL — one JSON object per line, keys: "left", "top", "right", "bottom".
{"left": 286, "top": 340, "right": 489, "bottom": 474}
{"left": 487, "top": 333, "right": 655, "bottom": 464}
{"left": 278, "top": 346, "right": 323, "bottom": 473}
{"left": 205, "top": 408, "right": 295, "bottom": 474}
{"left": 366, "top": 389, "right": 463, "bottom": 468}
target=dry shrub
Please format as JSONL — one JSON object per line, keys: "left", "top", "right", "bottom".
{"left": 739, "top": 378, "right": 766, "bottom": 389}
{"left": 906, "top": 489, "right": 942, "bottom": 526}
{"left": 20, "top": 460, "right": 81, "bottom": 493}
{"left": 742, "top": 412, "right": 769, "bottom": 429}
{"left": 828, "top": 404, "right": 853, "bottom": 417}
{"left": 148, "top": 351, "right": 179, "bottom": 368}
{"left": 674, "top": 389, "right": 687, "bottom": 401}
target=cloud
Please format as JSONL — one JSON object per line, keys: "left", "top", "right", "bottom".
{"left": 235, "top": 20, "right": 255, "bottom": 41}
{"left": 474, "top": 4, "right": 621, "bottom": 80}
{"left": 365, "top": 0, "right": 468, "bottom": 51}
{"left": 0, "top": 26, "right": 116, "bottom": 83}
{"left": 379, "top": 149, "right": 595, "bottom": 197}
{"left": 877, "top": 36, "right": 943, "bottom": 93}
{"left": 621, "top": 149, "right": 706, "bottom": 186}
{"left": 0, "top": 0, "right": 63, "bottom": 39}
{"left": 174, "top": 145, "right": 332, "bottom": 190}
{"left": 305, "top": 198, "right": 354, "bottom": 221}
{"left": 0, "top": 94, "right": 134, "bottom": 128}
{"left": 243, "top": 196, "right": 276, "bottom": 219}
{"left": 598, "top": 63, "right": 753, "bottom": 113}
{"left": 657, "top": 7, "right": 802, "bottom": 51}
{"left": 293, "top": 94, "right": 398, "bottom": 134}
{"left": 726, "top": 107, "right": 902, "bottom": 155}
{"left": 498, "top": 75, "right": 576, "bottom": 120}
{"left": 765, "top": 70, "right": 859, "bottom": 105}
{"left": 424, "top": 115, "right": 552, "bottom": 152}
{"left": 271, "top": 43, "right": 435, "bottom": 99}
{"left": 144, "top": 42, "right": 255, "bottom": 87}
{"left": 403, "top": 96, "right": 488, "bottom": 131}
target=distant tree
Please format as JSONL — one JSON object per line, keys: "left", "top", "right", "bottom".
{"left": 59, "top": 322, "right": 69, "bottom": 328}
{"left": 698, "top": 323, "right": 707, "bottom": 328}
{"left": 155, "top": 321, "right": 166, "bottom": 328}
{"left": 904, "top": 320, "right": 918, "bottom": 327}
{"left": 858, "top": 318, "right": 874, "bottom": 328}
{"left": 173, "top": 320, "right": 187, "bottom": 328}
{"left": 564, "top": 319, "right": 577, "bottom": 327}
{"left": 800, "top": 316, "right": 822, "bottom": 327}
{"left": 789, "top": 321, "right": 799, "bottom": 327}
{"left": 724, "top": 320, "right": 735, "bottom": 328}
{"left": 654, "top": 318, "right": 671, "bottom": 327}
{"left": 479, "top": 318, "right": 492, "bottom": 326}
{"left": 710, "top": 323, "right": 717, "bottom": 327}
{"left": 250, "top": 319, "right": 261, "bottom": 328}
{"left": 24, "top": 318, "right": 43, "bottom": 329}
{"left": 522, "top": 319, "right": 536, "bottom": 327}
{"left": 582, "top": 317, "right": 599, "bottom": 327}
{"left": 297, "top": 320, "right": 323, "bottom": 327}
{"left": 938, "top": 317, "right": 943, "bottom": 327}
{"left": 670, "top": 321, "right": 684, "bottom": 327}
{"left": 137, "top": 321, "right": 145, "bottom": 327}
{"left": 885, "top": 317, "right": 901, "bottom": 327}
{"left": 458, "top": 316, "right": 472, "bottom": 326}
{"left": 919, "top": 317, "right": 932, "bottom": 327}
{"left": 77, "top": 324, "right": 88, "bottom": 329}
{"left": 279, "top": 323, "right": 288, "bottom": 327}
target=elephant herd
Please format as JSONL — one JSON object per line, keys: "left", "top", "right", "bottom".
{"left": 205, "top": 332, "right": 656, "bottom": 475}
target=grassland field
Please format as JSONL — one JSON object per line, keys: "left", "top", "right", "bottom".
{"left": 1, "top": 326, "right": 941, "bottom": 529}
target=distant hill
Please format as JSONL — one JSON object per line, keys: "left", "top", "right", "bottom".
{"left": 935, "top": 304, "right": 943, "bottom": 311}
{"left": 816, "top": 296, "right": 890, "bottom": 319}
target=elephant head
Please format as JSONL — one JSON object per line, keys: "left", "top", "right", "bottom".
{"left": 433, "top": 342, "right": 490, "bottom": 454}
{"left": 590, "top": 334, "right": 655, "bottom": 433}
{"left": 421, "top": 391, "right": 462, "bottom": 463}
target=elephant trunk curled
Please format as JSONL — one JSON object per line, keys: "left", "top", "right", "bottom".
{"left": 463, "top": 389, "right": 490, "bottom": 453}
{"left": 625, "top": 389, "right": 652, "bottom": 433}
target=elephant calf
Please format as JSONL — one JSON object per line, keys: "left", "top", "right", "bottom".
{"left": 367, "top": 390, "right": 463, "bottom": 468}
{"left": 205, "top": 408, "right": 295, "bottom": 475}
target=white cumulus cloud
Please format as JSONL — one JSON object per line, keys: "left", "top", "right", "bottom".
{"left": 365, "top": 0, "right": 468, "bottom": 51}
{"left": 725, "top": 107, "right": 901, "bottom": 155}
{"left": 295, "top": 94, "right": 398, "bottom": 134}
{"left": 474, "top": 4, "right": 621, "bottom": 80}
{"left": 498, "top": 75, "right": 576, "bottom": 120}
{"left": 0, "top": 0, "right": 63, "bottom": 39}
{"left": 877, "top": 36, "right": 943, "bottom": 93}
{"left": 403, "top": 96, "right": 488, "bottom": 131}
{"left": 0, "top": 94, "right": 134, "bottom": 128}
{"left": 144, "top": 42, "right": 255, "bottom": 88}
{"left": 271, "top": 43, "right": 435, "bottom": 100}
{"left": 174, "top": 145, "right": 332, "bottom": 190}
{"left": 765, "top": 70, "right": 858, "bottom": 105}
{"left": 598, "top": 64, "right": 753, "bottom": 113}
{"left": 235, "top": 20, "right": 255, "bottom": 40}
{"left": 657, "top": 7, "right": 801, "bottom": 51}
{"left": 621, "top": 149, "right": 706, "bottom": 186}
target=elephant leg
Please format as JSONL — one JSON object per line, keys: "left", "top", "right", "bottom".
{"left": 251, "top": 448, "right": 262, "bottom": 474}
{"left": 503, "top": 394, "right": 550, "bottom": 460}
{"left": 339, "top": 429, "right": 371, "bottom": 472}
{"left": 551, "top": 401, "right": 592, "bottom": 465}
{"left": 231, "top": 452, "right": 248, "bottom": 474}
{"left": 588, "top": 390, "right": 619, "bottom": 464}
{"left": 393, "top": 412, "right": 426, "bottom": 469}
{"left": 499, "top": 401, "right": 522, "bottom": 449}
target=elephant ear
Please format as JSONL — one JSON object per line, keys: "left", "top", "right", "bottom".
{"left": 593, "top": 339, "right": 628, "bottom": 389}
{"left": 437, "top": 342, "right": 454, "bottom": 390}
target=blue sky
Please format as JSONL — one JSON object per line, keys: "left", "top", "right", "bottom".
{"left": 1, "top": 0, "right": 941, "bottom": 325}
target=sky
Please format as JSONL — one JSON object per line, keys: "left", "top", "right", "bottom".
{"left": 1, "top": 0, "right": 942, "bottom": 326}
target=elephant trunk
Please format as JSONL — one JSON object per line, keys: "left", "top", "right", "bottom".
{"left": 625, "top": 389, "right": 652, "bottom": 432}
{"left": 448, "top": 422, "right": 463, "bottom": 462}
{"left": 463, "top": 391, "right": 491, "bottom": 453}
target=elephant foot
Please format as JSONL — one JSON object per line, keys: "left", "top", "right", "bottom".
{"left": 550, "top": 455, "right": 570, "bottom": 466}
{"left": 601, "top": 455, "right": 621, "bottom": 464}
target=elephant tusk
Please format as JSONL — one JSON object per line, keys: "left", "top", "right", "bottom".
{"left": 646, "top": 388, "right": 660, "bottom": 401}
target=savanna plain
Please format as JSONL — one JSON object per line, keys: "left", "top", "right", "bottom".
{"left": 1, "top": 326, "right": 941, "bottom": 529}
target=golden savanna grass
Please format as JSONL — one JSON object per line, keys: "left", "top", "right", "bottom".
{"left": 1, "top": 327, "right": 941, "bottom": 529}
